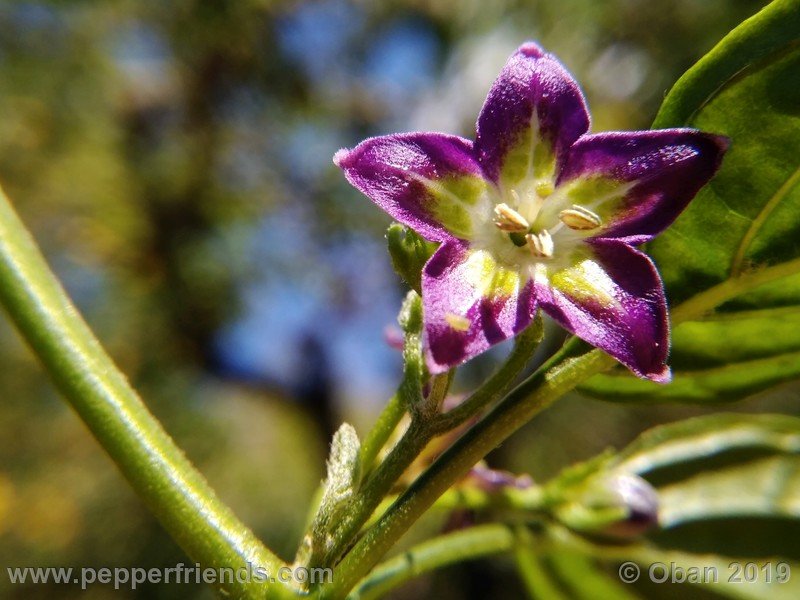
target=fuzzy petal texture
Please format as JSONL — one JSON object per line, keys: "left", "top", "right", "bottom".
{"left": 335, "top": 133, "right": 490, "bottom": 243}
{"left": 535, "top": 240, "right": 670, "bottom": 382}
{"left": 557, "top": 130, "right": 729, "bottom": 244}
{"left": 475, "top": 42, "right": 590, "bottom": 190}
{"left": 422, "top": 239, "right": 537, "bottom": 373}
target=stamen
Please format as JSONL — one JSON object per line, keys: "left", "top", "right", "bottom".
{"left": 559, "top": 205, "right": 602, "bottom": 230}
{"left": 493, "top": 203, "right": 530, "bottom": 233}
{"left": 526, "top": 230, "right": 554, "bottom": 258}
{"left": 445, "top": 313, "right": 472, "bottom": 332}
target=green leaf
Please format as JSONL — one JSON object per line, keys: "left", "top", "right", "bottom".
{"left": 581, "top": 0, "right": 800, "bottom": 403}
{"left": 515, "top": 538, "right": 641, "bottom": 600}
{"left": 537, "top": 414, "right": 800, "bottom": 599}
{"left": 614, "top": 413, "right": 800, "bottom": 474}
{"left": 610, "top": 414, "right": 800, "bottom": 527}
{"left": 546, "top": 551, "right": 640, "bottom": 600}
{"left": 514, "top": 528, "right": 573, "bottom": 600}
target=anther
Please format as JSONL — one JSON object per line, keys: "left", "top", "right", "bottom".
{"left": 558, "top": 205, "right": 602, "bottom": 230}
{"left": 493, "top": 203, "right": 530, "bottom": 233}
{"left": 526, "top": 230, "right": 554, "bottom": 258}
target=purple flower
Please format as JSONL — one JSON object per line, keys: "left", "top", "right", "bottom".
{"left": 335, "top": 42, "right": 727, "bottom": 381}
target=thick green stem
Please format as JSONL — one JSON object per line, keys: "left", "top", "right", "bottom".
{"left": 0, "top": 185, "right": 289, "bottom": 598}
{"left": 323, "top": 345, "right": 613, "bottom": 598}
{"left": 348, "top": 524, "right": 517, "bottom": 600}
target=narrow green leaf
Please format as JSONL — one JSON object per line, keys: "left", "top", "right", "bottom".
{"left": 514, "top": 528, "right": 572, "bottom": 600}
{"left": 614, "top": 546, "right": 799, "bottom": 600}
{"left": 614, "top": 413, "right": 800, "bottom": 475}
{"left": 656, "top": 454, "right": 800, "bottom": 527}
{"left": 535, "top": 414, "right": 800, "bottom": 599}
{"left": 537, "top": 521, "right": 800, "bottom": 600}
{"left": 581, "top": 351, "right": 800, "bottom": 403}
{"left": 547, "top": 551, "right": 640, "bottom": 600}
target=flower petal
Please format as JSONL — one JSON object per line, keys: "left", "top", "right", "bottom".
{"left": 475, "top": 42, "right": 590, "bottom": 190}
{"left": 335, "top": 133, "right": 490, "bottom": 243}
{"left": 535, "top": 240, "right": 670, "bottom": 382}
{"left": 557, "top": 130, "right": 728, "bottom": 243}
{"left": 422, "top": 240, "right": 536, "bottom": 373}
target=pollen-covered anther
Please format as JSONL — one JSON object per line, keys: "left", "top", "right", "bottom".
{"left": 445, "top": 313, "right": 471, "bottom": 332}
{"left": 526, "top": 230, "right": 554, "bottom": 258}
{"left": 559, "top": 205, "right": 602, "bottom": 230}
{"left": 493, "top": 203, "right": 530, "bottom": 232}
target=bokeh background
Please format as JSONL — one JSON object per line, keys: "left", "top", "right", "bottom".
{"left": 0, "top": 1, "right": 790, "bottom": 598}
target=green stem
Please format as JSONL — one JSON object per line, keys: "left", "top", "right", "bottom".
{"left": 670, "top": 255, "right": 800, "bottom": 324}
{"left": 434, "top": 318, "right": 543, "bottom": 432}
{"left": 323, "top": 345, "right": 612, "bottom": 598}
{"left": 319, "top": 419, "right": 431, "bottom": 568}
{"left": 363, "top": 481, "right": 546, "bottom": 530}
{"left": 0, "top": 185, "right": 289, "bottom": 598}
{"left": 348, "top": 524, "right": 517, "bottom": 600}
{"left": 421, "top": 370, "right": 454, "bottom": 416}
{"left": 318, "top": 322, "right": 542, "bottom": 569}
{"left": 358, "top": 392, "right": 405, "bottom": 476}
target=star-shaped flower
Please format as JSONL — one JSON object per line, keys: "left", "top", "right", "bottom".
{"left": 335, "top": 42, "right": 727, "bottom": 381}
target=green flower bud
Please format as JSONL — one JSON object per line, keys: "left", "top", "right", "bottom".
{"left": 386, "top": 223, "right": 438, "bottom": 293}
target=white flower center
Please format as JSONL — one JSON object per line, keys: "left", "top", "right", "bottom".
{"left": 477, "top": 179, "right": 603, "bottom": 272}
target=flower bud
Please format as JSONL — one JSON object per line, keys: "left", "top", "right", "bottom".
{"left": 386, "top": 223, "right": 438, "bottom": 293}
{"left": 554, "top": 472, "right": 659, "bottom": 539}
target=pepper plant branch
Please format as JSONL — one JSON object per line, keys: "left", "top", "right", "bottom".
{"left": 315, "top": 320, "right": 542, "bottom": 570}
{"left": 323, "top": 345, "right": 614, "bottom": 598}
{"left": 0, "top": 184, "right": 288, "bottom": 598}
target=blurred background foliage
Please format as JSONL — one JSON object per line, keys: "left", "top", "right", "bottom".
{"left": 0, "top": 0, "right": 792, "bottom": 598}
